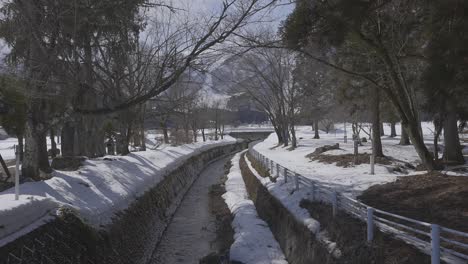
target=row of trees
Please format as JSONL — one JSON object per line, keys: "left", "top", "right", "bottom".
{"left": 0, "top": 0, "right": 276, "bottom": 180}
{"left": 147, "top": 73, "right": 235, "bottom": 146}
{"left": 217, "top": 0, "right": 466, "bottom": 171}
{"left": 275, "top": 0, "right": 467, "bottom": 170}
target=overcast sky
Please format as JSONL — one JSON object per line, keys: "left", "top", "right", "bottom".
{"left": 171, "top": 0, "right": 294, "bottom": 29}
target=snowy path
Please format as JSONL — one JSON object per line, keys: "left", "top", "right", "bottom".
{"left": 150, "top": 155, "right": 232, "bottom": 263}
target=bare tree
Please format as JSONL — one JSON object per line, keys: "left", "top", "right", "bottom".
{"left": 0, "top": 0, "right": 277, "bottom": 179}
{"left": 232, "top": 47, "right": 298, "bottom": 147}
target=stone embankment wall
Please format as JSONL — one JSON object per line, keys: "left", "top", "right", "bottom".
{"left": 0, "top": 141, "right": 247, "bottom": 264}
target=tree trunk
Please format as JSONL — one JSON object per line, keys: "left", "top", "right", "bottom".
{"left": 193, "top": 129, "right": 197, "bottom": 142}
{"left": 50, "top": 128, "right": 57, "bottom": 158}
{"left": 201, "top": 128, "right": 206, "bottom": 142}
{"left": 405, "top": 121, "right": 438, "bottom": 170}
{"left": 443, "top": 105, "right": 465, "bottom": 165}
{"left": 117, "top": 125, "right": 130, "bottom": 155}
{"left": 271, "top": 118, "right": 283, "bottom": 144}
{"left": 140, "top": 125, "right": 146, "bottom": 151}
{"left": 369, "top": 35, "right": 438, "bottom": 170}
{"left": 371, "top": 88, "right": 384, "bottom": 157}
{"left": 23, "top": 117, "right": 51, "bottom": 180}
{"left": 313, "top": 120, "right": 320, "bottom": 139}
{"left": 433, "top": 119, "right": 443, "bottom": 162}
{"left": 390, "top": 122, "right": 397, "bottom": 137}
{"left": 21, "top": 3, "right": 51, "bottom": 180}
{"left": 126, "top": 124, "right": 132, "bottom": 152}
{"left": 221, "top": 124, "right": 224, "bottom": 139}
{"left": 282, "top": 124, "right": 289, "bottom": 147}
{"left": 400, "top": 123, "right": 410, "bottom": 145}
{"left": 61, "top": 122, "right": 75, "bottom": 156}
{"left": 162, "top": 123, "right": 169, "bottom": 144}
{"left": 291, "top": 125, "right": 297, "bottom": 149}
{"left": 18, "top": 134, "right": 24, "bottom": 162}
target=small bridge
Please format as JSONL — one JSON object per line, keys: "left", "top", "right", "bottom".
{"left": 228, "top": 130, "right": 273, "bottom": 142}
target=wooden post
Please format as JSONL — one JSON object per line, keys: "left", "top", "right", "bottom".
{"left": 431, "top": 224, "right": 440, "bottom": 264}
{"left": 367, "top": 207, "right": 374, "bottom": 242}
{"left": 276, "top": 163, "right": 280, "bottom": 178}
{"left": 284, "top": 167, "right": 288, "bottom": 183}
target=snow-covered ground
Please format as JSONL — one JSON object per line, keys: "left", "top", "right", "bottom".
{"left": 253, "top": 122, "right": 466, "bottom": 196}
{"left": 223, "top": 152, "right": 288, "bottom": 264}
{"left": 0, "top": 136, "right": 61, "bottom": 161}
{"left": 0, "top": 136, "right": 238, "bottom": 246}
{"left": 244, "top": 153, "right": 342, "bottom": 258}
{"left": 0, "top": 137, "right": 18, "bottom": 161}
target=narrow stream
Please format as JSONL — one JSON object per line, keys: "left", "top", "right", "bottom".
{"left": 150, "top": 155, "right": 231, "bottom": 264}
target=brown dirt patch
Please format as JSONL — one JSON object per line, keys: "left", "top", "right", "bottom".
{"left": 311, "top": 153, "right": 392, "bottom": 168}
{"left": 300, "top": 200, "right": 430, "bottom": 264}
{"left": 359, "top": 172, "right": 468, "bottom": 232}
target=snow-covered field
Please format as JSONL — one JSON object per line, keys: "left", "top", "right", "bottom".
{"left": 0, "top": 136, "right": 61, "bottom": 162}
{"left": 0, "top": 137, "right": 19, "bottom": 161}
{"left": 0, "top": 136, "right": 238, "bottom": 246}
{"left": 252, "top": 123, "right": 464, "bottom": 196}
{"left": 223, "top": 152, "right": 288, "bottom": 264}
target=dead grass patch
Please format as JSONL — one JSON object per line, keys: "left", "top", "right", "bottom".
{"left": 359, "top": 172, "right": 468, "bottom": 232}
{"left": 300, "top": 200, "right": 430, "bottom": 264}
{"left": 310, "top": 153, "right": 392, "bottom": 168}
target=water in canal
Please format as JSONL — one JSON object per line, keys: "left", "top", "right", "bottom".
{"left": 150, "top": 156, "right": 231, "bottom": 263}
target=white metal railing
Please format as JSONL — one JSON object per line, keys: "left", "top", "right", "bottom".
{"left": 248, "top": 147, "right": 468, "bottom": 264}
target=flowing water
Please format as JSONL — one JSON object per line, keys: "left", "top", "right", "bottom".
{"left": 150, "top": 156, "right": 231, "bottom": 264}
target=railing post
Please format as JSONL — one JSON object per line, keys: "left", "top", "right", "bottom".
{"left": 367, "top": 207, "right": 374, "bottom": 242}
{"left": 276, "top": 163, "right": 280, "bottom": 178}
{"left": 431, "top": 224, "right": 440, "bottom": 264}
{"left": 270, "top": 160, "right": 274, "bottom": 175}
{"left": 284, "top": 167, "right": 288, "bottom": 183}
{"left": 332, "top": 191, "right": 337, "bottom": 217}
{"left": 294, "top": 173, "right": 299, "bottom": 190}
